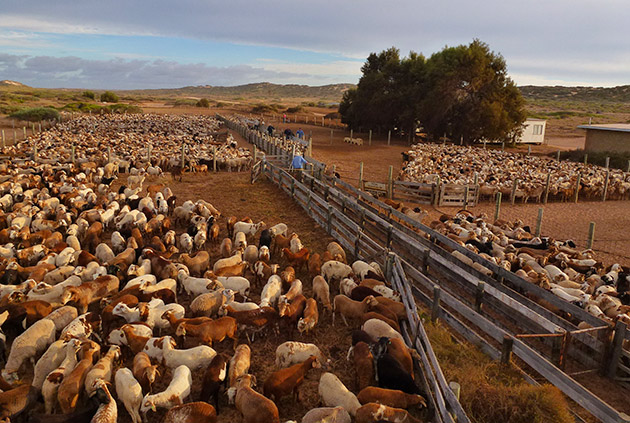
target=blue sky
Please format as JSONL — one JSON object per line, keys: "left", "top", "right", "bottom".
{"left": 1, "top": 0, "right": 629, "bottom": 89}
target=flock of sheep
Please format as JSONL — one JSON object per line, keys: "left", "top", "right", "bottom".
{"left": 7, "top": 114, "right": 253, "bottom": 174}
{"left": 0, "top": 114, "right": 426, "bottom": 423}
{"left": 400, "top": 144, "right": 630, "bottom": 202}
{"left": 428, "top": 210, "right": 630, "bottom": 329}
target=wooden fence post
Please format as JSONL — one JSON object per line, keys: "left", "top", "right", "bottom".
{"left": 510, "top": 178, "right": 518, "bottom": 205}
{"left": 602, "top": 169, "right": 610, "bottom": 201}
{"left": 13, "top": 130, "right": 16, "bottom": 144}
{"left": 33, "top": 145, "right": 38, "bottom": 161}
{"left": 350, "top": 129, "right": 353, "bottom": 142}
{"left": 253, "top": 145, "right": 257, "bottom": 162}
{"left": 181, "top": 145, "right": 185, "bottom": 168}
{"left": 107, "top": 147, "right": 111, "bottom": 163}
{"left": 431, "top": 286, "right": 441, "bottom": 322}
{"left": 212, "top": 146, "right": 217, "bottom": 172}
{"left": 23, "top": 127, "right": 26, "bottom": 138}
{"left": 627, "top": 159, "right": 630, "bottom": 173}
{"left": 1, "top": 130, "right": 4, "bottom": 149}
{"left": 543, "top": 172, "right": 551, "bottom": 204}
{"left": 463, "top": 186, "right": 469, "bottom": 210}
{"left": 368, "top": 129, "right": 372, "bottom": 146}
{"left": 501, "top": 142, "right": 505, "bottom": 151}
{"left": 38, "top": 122, "right": 42, "bottom": 132}
{"left": 359, "top": 162, "right": 364, "bottom": 191}
{"left": 501, "top": 335, "right": 514, "bottom": 364}
{"left": 535, "top": 207, "right": 544, "bottom": 237}
{"left": 387, "top": 165, "right": 393, "bottom": 199}
{"left": 584, "top": 154, "right": 588, "bottom": 166}
{"left": 551, "top": 329, "right": 565, "bottom": 368}
{"left": 387, "top": 130, "right": 391, "bottom": 146}
{"left": 421, "top": 249, "right": 430, "bottom": 273}
{"left": 605, "top": 156, "right": 610, "bottom": 169}
{"left": 71, "top": 144, "right": 75, "bottom": 164}
{"left": 587, "top": 222, "right": 595, "bottom": 249}
{"left": 326, "top": 205, "right": 333, "bottom": 234}
{"left": 574, "top": 173, "right": 581, "bottom": 203}
{"left": 474, "top": 281, "right": 485, "bottom": 313}
{"left": 527, "top": 145, "right": 531, "bottom": 156}
{"left": 433, "top": 176, "right": 441, "bottom": 207}
{"left": 607, "top": 321, "right": 628, "bottom": 378}
{"left": 556, "top": 150, "right": 561, "bottom": 162}
{"left": 330, "top": 129, "right": 333, "bottom": 145}
{"left": 494, "top": 192, "right": 502, "bottom": 222}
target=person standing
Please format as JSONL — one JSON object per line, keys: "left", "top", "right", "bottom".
{"left": 291, "top": 153, "right": 308, "bottom": 182}
{"left": 296, "top": 128, "right": 304, "bottom": 139}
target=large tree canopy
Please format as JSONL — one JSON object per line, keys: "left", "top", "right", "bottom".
{"left": 339, "top": 40, "right": 526, "bottom": 144}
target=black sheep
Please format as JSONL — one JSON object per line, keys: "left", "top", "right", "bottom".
{"left": 350, "top": 286, "right": 382, "bottom": 302}
{"left": 376, "top": 353, "right": 421, "bottom": 395}
{"left": 465, "top": 239, "right": 493, "bottom": 255}
{"left": 259, "top": 229, "right": 272, "bottom": 249}
{"left": 351, "top": 329, "right": 375, "bottom": 346}
{"left": 200, "top": 353, "right": 230, "bottom": 413}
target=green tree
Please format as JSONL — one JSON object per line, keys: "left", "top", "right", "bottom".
{"left": 82, "top": 90, "right": 95, "bottom": 100}
{"left": 196, "top": 98, "right": 210, "bottom": 108}
{"left": 420, "top": 40, "right": 526, "bottom": 144}
{"left": 339, "top": 40, "right": 526, "bottom": 144}
{"left": 100, "top": 91, "right": 119, "bottom": 103}
{"left": 10, "top": 107, "right": 60, "bottom": 122}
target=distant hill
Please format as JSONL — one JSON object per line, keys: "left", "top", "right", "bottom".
{"left": 0, "top": 80, "right": 28, "bottom": 87}
{"left": 124, "top": 82, "right": 355, "bottom": 102}
{"left": 519, "top": 85, "right": 630, "bottom": 103}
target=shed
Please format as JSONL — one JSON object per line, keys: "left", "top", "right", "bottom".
{"left": 516, "top": 119, "right": 546, "bottom": 144}
{"left": 577, "top": 124, "right": 630, "bottom": 153}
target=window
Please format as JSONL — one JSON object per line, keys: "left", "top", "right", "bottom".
{"left": 533, "top": 124, "right": 543, "bottom": 135}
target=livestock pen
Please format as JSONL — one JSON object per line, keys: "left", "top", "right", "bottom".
{"left": 228, "top": 116, "right": 630, "bottom": 422}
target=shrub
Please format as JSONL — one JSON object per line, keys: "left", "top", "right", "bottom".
{"left": 173, "top": 99, "right": 197, "bottom": 107}
{"left": 82, "top": 90, "right": 95, "bottom": 100}
{"left": 325, "top": 112, "right": 341, "bottom": 119}
{"left": 100, "top": 91, "right": 119, "bottom": 103}
{"left": 9, "top": 107, "right": 60, "bottom": 122}
{"left": 196, "top": 98, "right": 210, "bottom": 108}
{"left": 252, "top": 103, "right": 280, "bottom": 114}
{"left": 107, "top": 104, "right": 143, "bottom": 114}
{"left": 215, "top": 102, "right": 225, "bottom": 108}
{"left": 286, "top": 106, "right": 304, "bottom": 114}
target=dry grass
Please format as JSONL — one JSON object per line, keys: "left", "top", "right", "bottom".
{"left": 426, "top": 320, "right": 573, "bottom": 423}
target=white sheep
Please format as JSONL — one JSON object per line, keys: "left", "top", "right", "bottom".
{"left": 321, "top": 261, "right": 353, "bottom": 282}
{"left": 161, "top": 336, "right": 216, "bottom": 371}
{"left": 115, "top": 368, "right": 143, "bottom": 423}
{"left": 217, "top": 276, "right": 250, "bottom": 297}
{"left": 190, "top": 289, "right": 234, "bottom": 317}
{"left": 260, "top": 275, "right": 282, "bottom": 307}
{"left": 107, "top": 323, "right": 153, "bottom": 346}
{"left": 213, "top": 251, "right": 242, "bottom": 273}
{"left": 275, "top": 341, "right": 326, "bottom": 368}
{"left": 269, "top": 223, "right": 288, "bottom": 237}
{"left": 233, "top": 221, "right": 265, "bottom": 237}
{"left": 141, "top": 365, "right": 192, "bottom": 414}
{"left": 45, "top": 306, "right": 79, "bottom": 332}
{"left": 178, "top": 270, "right": 221, "bottom": 297}
{"left": 361, "top": 318, "right": 403, "bottom": 342}
{"left": 32, "top": 338, "right": 69, "bottom": 391}
{"left": 2, "top": 318, "right": 56, "bottom": 381}
{"left": 318, "top": 372, "right": 361, "bottom": 416}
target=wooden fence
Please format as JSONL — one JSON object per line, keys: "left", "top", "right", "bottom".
{"left": 230, "top": 116, "right": 630, "bottom": 422}
{"left": 259, "top": 161, "right": 468, "bottom": 423}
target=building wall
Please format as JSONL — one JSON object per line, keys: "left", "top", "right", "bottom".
{"left": 584, "top": 130, "right": 630, "bottom": 153}
{"left": 517, "top": 120, "right": 546, "bottom": 144}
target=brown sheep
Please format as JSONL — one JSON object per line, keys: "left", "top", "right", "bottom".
{"left": 263, "top": 355, "right": 320, "bottom": 402}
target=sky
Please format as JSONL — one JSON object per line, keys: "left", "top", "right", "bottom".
{"left": 0, "top": 0, "right": 629, "bottom": 89}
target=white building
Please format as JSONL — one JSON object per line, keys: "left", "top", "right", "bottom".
{"left": 516, "top": 119, "right": 546, "bottom": 144}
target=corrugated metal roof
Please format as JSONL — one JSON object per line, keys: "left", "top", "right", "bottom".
{"left": 577, "top": 123, "right": 630, "bottom": 133}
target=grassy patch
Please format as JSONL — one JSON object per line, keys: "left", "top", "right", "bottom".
{"left": 9, "top": 106, "right": 60, "bottom": 121}
{"left": 426, "top": 321, "right": 573, "bottom": 423}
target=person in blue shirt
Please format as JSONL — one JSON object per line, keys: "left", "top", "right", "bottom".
{"left": 291, "top": 153, "right": 308, "bottom": 182}
{"left": 291, "top": 154, "right": 308, "bottom": 169}
{"left": 296, "top": 128, "right": 304, "bottom": 139}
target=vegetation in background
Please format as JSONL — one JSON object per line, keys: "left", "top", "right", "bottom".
{"left": 61, "top": 102, "right": 142, "bottom": 114}
{"left": 555, "top": 149, "right": 630, "bottom": 170}
{"left": 82, "top": 90, "right": 96, "bottom": 100}
{"left": 285, "top": 106, "right": 304, "bottom": 113}
{"left": 426, "top": 320, "right": 573, "bottom": 423}
{"left": 339, "top": 40, "right": 527, "bottom": 144}
{"left": 196, "top": 98, "right": 210, "bottom": 108}
{"left": 9, "top": 107, "right": 60, "bottom": 122}
{"left": 215, "top": 102, "right": 225, "bottom": 108}
{"left": 172, "top": 98, "right": 197, "bottom": 107}
{"left": 100, "top": 91, "right": 119, "bottom": 103}
{"left": 252, "top": 103, "right": 282, "bottom": 114}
